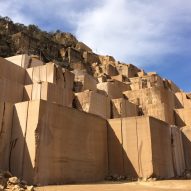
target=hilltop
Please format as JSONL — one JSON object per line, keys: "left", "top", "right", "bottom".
{"left": 0, "top": 16, "right": 77, "bottom": 63}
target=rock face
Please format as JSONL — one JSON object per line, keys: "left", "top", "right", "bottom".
{"left": 0, "top": 16, "right": 77, "bottom": 63}
{"left": 108, "top": 117, "right": 175, "bottom": 179}
{"left": 10, "top": 100, "right": 107, "bottom": 185}
{"left": 0, "top": 18, "right": 191, "bottom": 186}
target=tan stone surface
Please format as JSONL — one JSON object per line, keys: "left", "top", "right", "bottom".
{"left": 137, "top": 70, "right": 147, "bottom": 77}
{"left": 74, "top": 90, "right": 110, "bottom": 119}
{"left": 181, "top": 126, "right": 191, "bottom": 170}
{"left": 0, "top": 57, "right": 25, "bottom": 84}
{"left": 108, "top": 116, "right": 174, "bottom": 179}
{"left": 99, "top": 55, "right": 115, "bottom": 65}
{"left": 0, "top": 78, "right": 23, "bottom": 103}
{"left": 144, "top": 103, "right": 175, "bottom": 125}
{"left": 123, "top": 87, "right": 175, "bottom": 124}
{"left": 74, "top": 73, "right": 97, "bottom": 92}
{"left": 10, "top": 100, "right": 108, "bottom": 185}
{"left": 0, "top": 102, "right": 13, "bottom": 170}
{"left": 167, "top": 80, "right": 181, "bottom": 93}
{"left": 23, "top": 82, "right": 74, "bottom": 107}
{"left": 123, "top": 117, "right": 153, "bottom": 178}
{"left": 0, "top": 31, "right": 191, "bottom": 188}
{"left": 10, "top": 101, "right": 30, "bottom": 178}
{"left": 6, "top": 54, "right": 44, "bottom": 68}
{"left": 102, "top": 63, "right": 118, "bottom": 76}
{"left": 111, "top": 98, "right": 138, "bottom": 118}
{"left": 25, "top": 64, "right": 54, "bottom": 85}
{"left": 175, "top": 92, "right": 191, "bottom": 109}
{"left": 111, "top": 74, "right": 128, "bottom": 82}
{"left": 129, "top": 74, "right": 164, "bottom": 90}
{"left": 25, "top": 63, "right": 74, "bottom": 88}
{"left": 123, "top": 87, "right": 175, "bottom": 108}
{"left": 175, "top": 108, "right": 191, "bottom": 127}
{"left": 116, "top": 63, "right": 141, "bottom": 78}
{"left": 148, "top": 117, "right": 174, "bottom": 178}
{"left": 107, "top": 119, "right": 124, "bottom": 176}
{"left": 170, "top": 126, "right": 185, "bottom": 176}
{"left": 97, "top": 80, "right": 130, "bottom": 99}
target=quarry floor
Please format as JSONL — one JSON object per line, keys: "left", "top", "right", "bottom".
{"left": 36, "top": 180, "right": 191, "bottom": 191}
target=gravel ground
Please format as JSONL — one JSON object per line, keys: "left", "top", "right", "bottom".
{"left": 36, "top": 180, "right": 191, "bottom": 191}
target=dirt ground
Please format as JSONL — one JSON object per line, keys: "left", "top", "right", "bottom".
{"left": 36, "top": 180, "right": 191, "bottom": 191}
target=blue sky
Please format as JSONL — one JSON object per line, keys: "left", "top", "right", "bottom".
{"left": 0, "top": 0, "right": 190, "bottom": 91}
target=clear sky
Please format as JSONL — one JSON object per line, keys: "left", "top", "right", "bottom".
{"left": 0, "top": 0, "right": 190, "bottom": 92}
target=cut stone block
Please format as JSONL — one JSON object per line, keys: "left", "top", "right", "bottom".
{"left": 5, "top": 54, "right": 44, "bottom": 68}
{"left": 25, "top": 63, "right": 55, "bottom": 85}
{"left": 111, "top": 98, "right": 138, "bottom": 118}
{"left": 0, "top": 102, "right": 13, "bottom": 170}
{"left": 123, "top": 87, "right": 175, "bottom": 109}
{"left": 25, "top": 63, "right": 74, "bottom": 89}
{"left": 74, "top": 73, "right": 97, "bottom": 92}
{"left": 0, "top": 57, "right": 25, "bottom": 84}
{"left": 175, "top": 92, "right": 191, "bottom": 109}
{"left": 143, "top": 103, "right": 175, "bottom": 125}
{"left": 111, "top": 74, "right": 128, "bottom": 82}
{"left": 62, "top": 68, "right": 75, "bottom": 90}
{"left": 137, "top": 70, "right": 147, "bottom": 77}
{"left": 116, "top": 63, "right": 141, "bottom": 78}
{"left": 0, "top": 78, "right": 23, "bottom": 103}
{"left": 107, "top": 119, "right": 124, "bottom": 176}
{"left": 175, "top": 108, "right": 191, "bottom": 127}
{"left": 123, "top": 87, "right": 175, "bottom": 125}
{"left": 23, "top": 82, "right": 74, "bottom": 107}
{"left": 107, "top": 116, "right": 174, "bottom": 179}
{"left": 99, "top": 55, "right": 115, "bottom": 65}
{"left": 181, "top": 126, "right": 191, "bottom": 170}
{"left": 167, "top": 80, "right": 181, "bottom": 93}
{"left": 97, "top": 80, "right": 130, "bottom": 99}
{"left": 129, "top": 74, "right": 164, "bottom": 90}
{"left": 74, "top": 90, "right": 110, "bottom": 119}
{"left": 10, "top": 100, "right": 108, "bottom": 185}
{"left": 102, "top": 63, "right": 118, "bottom": 76}
{"left": 170, "top": 126, "right": 185, "bottom": 176}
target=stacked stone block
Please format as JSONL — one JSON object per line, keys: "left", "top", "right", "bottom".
{"left": 0, "top": 43, "right": 190, "bottom": 186}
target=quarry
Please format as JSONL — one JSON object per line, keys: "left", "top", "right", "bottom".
{"left": 0, "top": 17, "right": 191, "bottom": 191}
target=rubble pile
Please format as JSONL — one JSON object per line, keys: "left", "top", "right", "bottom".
{"left": 0, "top": 170, "right": 34, "bottom": 191}
{"left": 0, "top": 20, "right": 191, "bottom": 187}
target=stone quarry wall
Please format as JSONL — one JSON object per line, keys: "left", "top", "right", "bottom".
{"left": 0, "top": 41, "right": 190, "bottom": 185}
{"left": 0, "top": 102, "right": 13, "bottom": 170}
{"left": 10, "top": 100, "right": 108, "bottom": 185}
{"left": 107, "top": 116, "right": 175, "bottom": 179}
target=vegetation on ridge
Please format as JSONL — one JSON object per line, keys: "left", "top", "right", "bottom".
{"left": 0, "top": 16, "right": 78, "bottom": 63}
